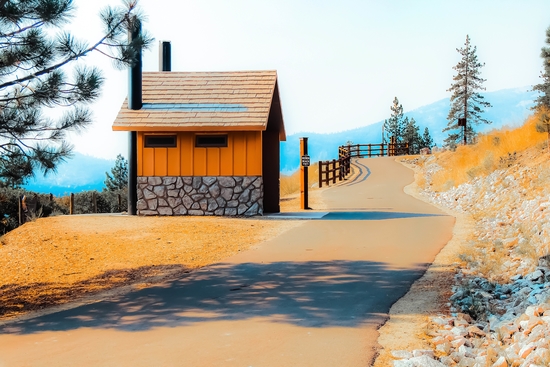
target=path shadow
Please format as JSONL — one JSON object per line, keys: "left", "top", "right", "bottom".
{"left": 0, "top": 265, "right": 189, "bottom": 320}
{"left": 321, "top": 211, "right": 444, "bottom": 220}
{"left": 1, "top": 260, "right": 437, "bottom": 335}
{"left": 265, "top": 211, "right": 446, "bottom": 220}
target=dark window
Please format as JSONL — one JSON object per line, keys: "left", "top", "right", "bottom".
{"left": 144, "top": 135, "right": 177, "bottom": 148}
{"left": 195, "top": 135, "right": 228, "bottom": 147}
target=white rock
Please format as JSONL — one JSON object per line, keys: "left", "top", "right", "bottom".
{"left": 391, "top": 350, "right": 413, "bottom": 359}
{"left": 407, "top": 355, "right": 446, "bottom": 367}
{"left": 491, "top": 356, "right": 507, "bottom": 367}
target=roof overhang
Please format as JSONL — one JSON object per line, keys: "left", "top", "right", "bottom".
{"left": 112, "top": 70, "right": 285, "bottom": 141}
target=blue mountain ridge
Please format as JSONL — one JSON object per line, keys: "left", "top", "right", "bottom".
{"left": 24, "top": 153, "right": 114, "bottom": 196}
{"left": 281, "top": 87, "right": 537, "bottom": 173}
{"left": 24, "top": 87, "right": 536, "bottom": 194}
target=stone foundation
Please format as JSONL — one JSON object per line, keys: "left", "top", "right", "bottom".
{"left": 136, "top": 176, "right": 263, "bottom": 216}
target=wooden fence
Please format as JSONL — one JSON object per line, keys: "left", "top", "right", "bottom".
{"left": 339, "top": 141, "right": 409, "bottom": 158}
{"left": 318, "top": 149, "right": 351, "bottom": 188}
{"left": 318, "top": 140, "right": 410, "bottom": 188}
{"left": 18, "top": 192, "right": 123, "bottom": 225}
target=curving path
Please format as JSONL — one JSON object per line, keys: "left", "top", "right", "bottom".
{"left": 0, "top": 157, "right": 454, "bottom": 366}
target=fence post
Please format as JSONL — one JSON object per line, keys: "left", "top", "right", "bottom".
{"left": 331, "top": 159, "right": 336, "bottom": 184}
{"left": 18, "top": 195, "right": 24, "bottom": 225}
{"left": 300, "top": 137, "right": 309, "bottom": 210}
{"left": 70, "top": 193, "right": 74, "bottom": 215}
{"left": 92, "top": 192, "right": 97, "bottom": 213}
{"left": 320, "top": 162, "right": 324, "bottom": 186}
{"left": 325, "top": 161, "right": 330, "bottom": 186}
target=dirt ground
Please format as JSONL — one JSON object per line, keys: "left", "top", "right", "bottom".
{"left": 0, "top": 161, "right": 455, "bottom": 367}
{"left": 0, "top": 188, "right": 328, "bottom": 322}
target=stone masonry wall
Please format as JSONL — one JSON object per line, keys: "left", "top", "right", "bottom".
{"left": 136, "top": 176, "right": 263, "bottom": 216}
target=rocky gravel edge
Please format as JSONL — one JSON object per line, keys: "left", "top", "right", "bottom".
{"left": 385, "top": 157, "right": 550, "bottom": 367}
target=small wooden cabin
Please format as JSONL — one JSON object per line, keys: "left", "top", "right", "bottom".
{"left": 112, "top": 70, "right": 286, "bottom": 216}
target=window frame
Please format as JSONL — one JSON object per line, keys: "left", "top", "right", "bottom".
{"left": 144, "top": 134, "right": 178, "bottom": 148}
{"left": 195, "top": 134, "right": 228, "bottom": 148}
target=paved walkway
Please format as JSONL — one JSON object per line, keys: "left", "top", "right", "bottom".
{"left": 0, "top": 158, "right": 454, "bottom": 367}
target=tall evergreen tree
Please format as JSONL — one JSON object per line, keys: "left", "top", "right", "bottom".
{"left": 403, "top": 117, "right": 422, "bottom": 154}
{"left": 383, "top": 97, "right": 405, "bottom": 143}
{"left": 533, "top": 25, "right": 550, "bottom": 111}
{"left": 0, "top": 0, "right": 152, "bottom": 186}
{"left": 105, "top": 154, "right": 128, "bottom": 191}
{"left": 444, "top": 35, "right": 491, "bottom": 148}
{"left": 421, "top": 127, "right": 434, "bottom": 149}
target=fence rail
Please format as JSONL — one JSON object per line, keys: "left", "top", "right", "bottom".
{"left": 318, "top": 149, "right": 351, "bottom": 188}
{"left": 18, "top": 192, "right": 124, "bottom": 225}
{"left": 318, "top": 141, "right": 410, "bottom": 188}
{"left": 339, "top": 142, "right": 409, "bottom": 158}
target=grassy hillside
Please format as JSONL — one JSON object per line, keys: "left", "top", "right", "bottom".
{"left": 422, "top": 112, "right": 547, "bottom": 192}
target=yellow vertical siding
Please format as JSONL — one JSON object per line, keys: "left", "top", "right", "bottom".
{"left": 180, "top": 133, "right": 194, "bottom": 175}
{"left": 138, "top": 131, "right": 262, "bottom": 177}
{"left": 247, "top": 132, "right": 262, "bottom": 175}
{"left": 154, "top": 148, "right": 168, "bottom": 176}
{"left": 220, "top": 134, "right": 233, "bottom": 176}
{"left": 206, "top": 148, "right": 220, "bottom": 176}
{"left": 137, "top": 133, "right": 144, "bottom": 176}
{"left": 193, "top": 147, "right": 207, "bottom": 176}
{"left": 233, "top": 132, "right": 247, "bottom": 175}
{"left": 167, "top": 137, "right": 181, "bottom": 176}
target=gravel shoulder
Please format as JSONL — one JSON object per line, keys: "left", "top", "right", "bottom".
{"left": 373, "top": 158, "right": 472, "bottom": 366}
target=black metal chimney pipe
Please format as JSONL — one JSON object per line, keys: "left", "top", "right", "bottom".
{"left": 127, "top": 18, "right": 141, "bottom": 215}
{"left": 159, "top": 41, "right": 171, "bottom": 71}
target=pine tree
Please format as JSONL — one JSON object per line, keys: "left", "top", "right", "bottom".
{"left": 444, "top": 35, "right": 491, "bottom": 148}
{"left": 421, "top": 127, "right": 434, "bottom": 149}
{"left": 533, "top": 25, "right": 550, "bottom": 111}
{"left": 105, "top": 154, "right": 128, "bottom": 191}
{"left": 0, "top": 0, "right": 152, "bottom": 186}
{"left": 403, "top": 117, "right": 422, "bottom": 154}
{"left": 383, "top": 97, "right": 405, "bottom": 143}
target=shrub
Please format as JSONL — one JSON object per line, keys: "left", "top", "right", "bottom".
{"left": 0, "top": 187, "right": 68, "bottom": 233}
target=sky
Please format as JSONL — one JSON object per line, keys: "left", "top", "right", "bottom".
{"left": 63, "top": 0, "right": 550, "bottom": 160}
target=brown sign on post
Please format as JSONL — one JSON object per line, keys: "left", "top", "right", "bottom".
{"left": 300, "top": 137, "right": 309, "bottom": 210}
{"left": 458, "top": 118, "right": 466, "bottom": 127}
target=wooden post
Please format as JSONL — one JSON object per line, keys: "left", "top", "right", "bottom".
{"left": 300, "top": 137, "right": 309, "bottom": 210}
{"left": 319, "top": 162, "right": 323, "bottom": 187}
{"left": 18, "top": 195, "right": 23, "bottom": 225}
{"left": 70, "top": 193, "right": 74, "bottom": 215}
{"left": 325, "top": 162, "right": 330, "bottom": 187}
{"left": 92, "top": 192, "right": 97, "bottom": 213}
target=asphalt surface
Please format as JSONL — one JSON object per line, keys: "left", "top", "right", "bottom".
{"left": 0, "top": 157, "right": 455, "bottom": 367}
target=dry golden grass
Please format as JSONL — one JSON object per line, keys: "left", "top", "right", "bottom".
{"left": 280, "top": 163, "right": 320, "bottom": 196}
{"left": 1, "top": 163, "right": 343, "bottom": 321}
{"left": 421, "top": 112, "right": 550, "bottom": 281}
{"left": 430, "top": 113, "right": 548, "bottom": 191}
{"left": 0, "top": 214, "right": 304, "bottom": 320}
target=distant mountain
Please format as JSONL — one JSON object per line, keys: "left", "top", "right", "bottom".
{"left": 21, "top": 87, "right": 537, "bottom": 193}
{"left": 24, "top": 153, "right": 114, "bottom": 196}
{"left": 281, "top": 87, "right": 537, "bottom": 173}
